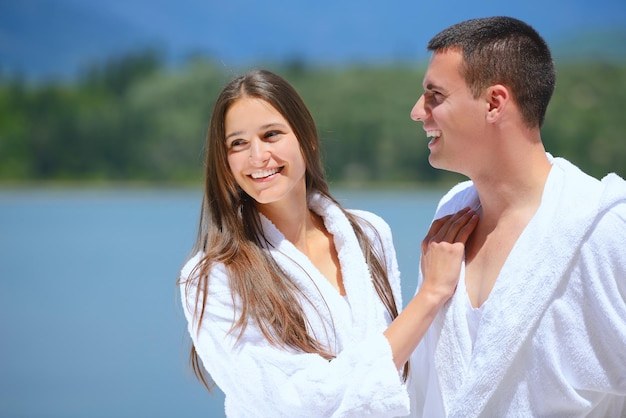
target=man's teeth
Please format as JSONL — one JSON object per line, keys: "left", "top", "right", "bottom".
{"left": 251, "top": 168, "right": 280, "bottom": 179}
{"left": 426, "top": 130, "right": 442, "bottom": 139}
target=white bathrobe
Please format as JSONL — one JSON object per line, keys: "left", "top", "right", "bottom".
{"left": 180, "top": 193, "right": 412, "bottom": 417}
{"left": 412, "top": 156, "right": 626, "bottom": 417}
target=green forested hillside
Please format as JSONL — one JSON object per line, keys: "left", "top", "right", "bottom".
{"left": 1, "top": 51, "right": 624, "bottom": 186}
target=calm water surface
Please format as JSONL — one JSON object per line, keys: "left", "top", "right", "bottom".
{"left": 0, "top": 187, "right": 443, "bottom": 417}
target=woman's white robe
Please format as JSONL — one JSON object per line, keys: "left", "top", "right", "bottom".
{"left": 180, "top": 193, "right": 412, "bottom": 417}
{"left": 412, "top": 156, "right": 626, "bottom": 417}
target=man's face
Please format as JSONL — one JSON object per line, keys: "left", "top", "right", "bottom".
{"left": 410, "top": 49, "right": 488, "bottom": 174}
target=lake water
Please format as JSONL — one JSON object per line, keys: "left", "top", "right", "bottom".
{"left": 0, "top": 187, "right": 444, "bottom": 417}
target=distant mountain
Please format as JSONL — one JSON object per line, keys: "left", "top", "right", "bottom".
{"left": 1, "top": 0, "right": 624, "bottom": 82}
{"left": 0, "top": 0, "right": 157, "bottom": 80}
{"left": 553, "top": 29, "right": 626, "bottom": 62}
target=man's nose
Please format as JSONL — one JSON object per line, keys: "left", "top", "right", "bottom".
{"left": 410, "top": 94, "right": 427, "bottom": 122}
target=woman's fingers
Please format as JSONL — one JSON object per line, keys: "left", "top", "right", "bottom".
{"left": 426, "top": 207, "right": 476, "bottom": 241}
{"left": 438, "top": 208, "right": 478, "bottom": 243}
{"left": 421, "top": 214, "right": 451, "bottom": 253}
{"left": 422, "top": 208, "right": 468, "bottom": 244}
{"left": 423, "top": 213, "right": 456, "bottom": 242}
{"left": 419, "top": 206, "right": 479, "bottom": 301}
{"left": 453, "top": 213, "right": 479, "bottom": 244}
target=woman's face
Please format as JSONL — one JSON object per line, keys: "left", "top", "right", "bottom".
{"left": 225, "top": 97, "right": 307, "bottom": 208}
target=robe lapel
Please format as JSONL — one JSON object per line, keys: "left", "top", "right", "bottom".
{"left": 310, "top": 195, "right": 381, "bottom": 339}
{"left": 259, "top": 194, "right": 381, "bottom": 351}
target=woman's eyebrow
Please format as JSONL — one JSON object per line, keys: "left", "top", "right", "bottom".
{"left": 260, "top": 122, "right": 288, "bottom": 130}
{"left": 226, "top": 122, "right": 288, "bottom": 141}
{"left": 225, "top": 130, "right": 244, "bottom": 141}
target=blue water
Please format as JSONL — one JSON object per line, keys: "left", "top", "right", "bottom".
{"left": 0, "top": 187, "right": 442, "bottom": 417}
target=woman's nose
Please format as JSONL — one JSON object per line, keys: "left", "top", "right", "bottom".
{"left": 248, "top": 138, "right": 269, "bottom": 165}
{"left": 410, "top": 94, "right": 427, "bottom": 122}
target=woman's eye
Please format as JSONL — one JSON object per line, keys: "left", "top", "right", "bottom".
{"left": 228, "top": 139, "right": 246, "bottom": 149}
{"left": 264, "top": 130, "right": 281, "bottom": 139}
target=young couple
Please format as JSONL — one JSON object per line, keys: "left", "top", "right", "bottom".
{"left": 179, "top": 16, "right": 626, "bottom": 417}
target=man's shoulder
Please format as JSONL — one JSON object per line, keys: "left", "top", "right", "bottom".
{"left": 600, "top": 173, "right": 626, "bottom": 211}
{"left": 590, "top": 198, "right": 626, "bottom": 244}
{"left": 436, "top": 180, "right": 477, "bottom": 216}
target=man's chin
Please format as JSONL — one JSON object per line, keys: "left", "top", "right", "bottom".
{"left": 428, "top": 154, "right": 442, "bottom": 169}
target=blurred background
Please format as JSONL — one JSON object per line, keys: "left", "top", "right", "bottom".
{"left": 1, "top": 0, "right": 625, "bottom": 417}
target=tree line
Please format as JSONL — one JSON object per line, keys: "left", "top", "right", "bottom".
{"left": 1, "top": 50, "right": 624, "bottom": 187}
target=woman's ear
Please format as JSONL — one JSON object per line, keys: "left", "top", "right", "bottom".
{"left": 485, "top": 84, "right": 510, "bottom": 123}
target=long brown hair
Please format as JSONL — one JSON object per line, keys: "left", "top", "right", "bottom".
{"left": 180, "top": 69, "right": 406, "bottom": 390}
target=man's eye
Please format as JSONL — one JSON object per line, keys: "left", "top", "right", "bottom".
{"left": 425, "top": 91, "right": 444, "bottom": 104}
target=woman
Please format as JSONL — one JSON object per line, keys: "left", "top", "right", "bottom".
{"left": 178, "top": 69, "right": 477, "bottom": 417}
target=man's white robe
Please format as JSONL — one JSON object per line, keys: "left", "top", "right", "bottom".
{"left": 412, "top": 156, "right": 626, "bottom": 417}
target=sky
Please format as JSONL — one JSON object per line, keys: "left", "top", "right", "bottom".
{"left": 1, "top": 0, "right": 625, "bottom": 80}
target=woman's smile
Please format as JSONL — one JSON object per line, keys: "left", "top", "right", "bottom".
{"left": 225, "top": 97, "right": 307, "bottom": 206}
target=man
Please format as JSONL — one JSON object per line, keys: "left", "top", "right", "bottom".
{"left": 409, "top": 16, "right": 626, "bottom": 417}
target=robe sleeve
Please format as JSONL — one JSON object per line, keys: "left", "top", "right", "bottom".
{"left": 574, "top": 200, "right": 626, "bottom": 394}
{"left": 179, "top": 260, "right": 410, "bottom": 418}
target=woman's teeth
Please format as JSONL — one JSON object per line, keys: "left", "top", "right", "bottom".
{"left": 251, "top": 168, "right": 280, "bottom": 179}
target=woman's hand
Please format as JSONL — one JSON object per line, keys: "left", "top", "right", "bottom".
{"left": 384, "top": 207, "right": 478, "bottom": 369}
{"left": 420, "top": 207, "right": 478, "bottom": 303}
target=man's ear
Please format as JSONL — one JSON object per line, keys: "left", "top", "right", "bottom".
{"left": 485, "top": 84, "right": 510, "bottom": 123}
